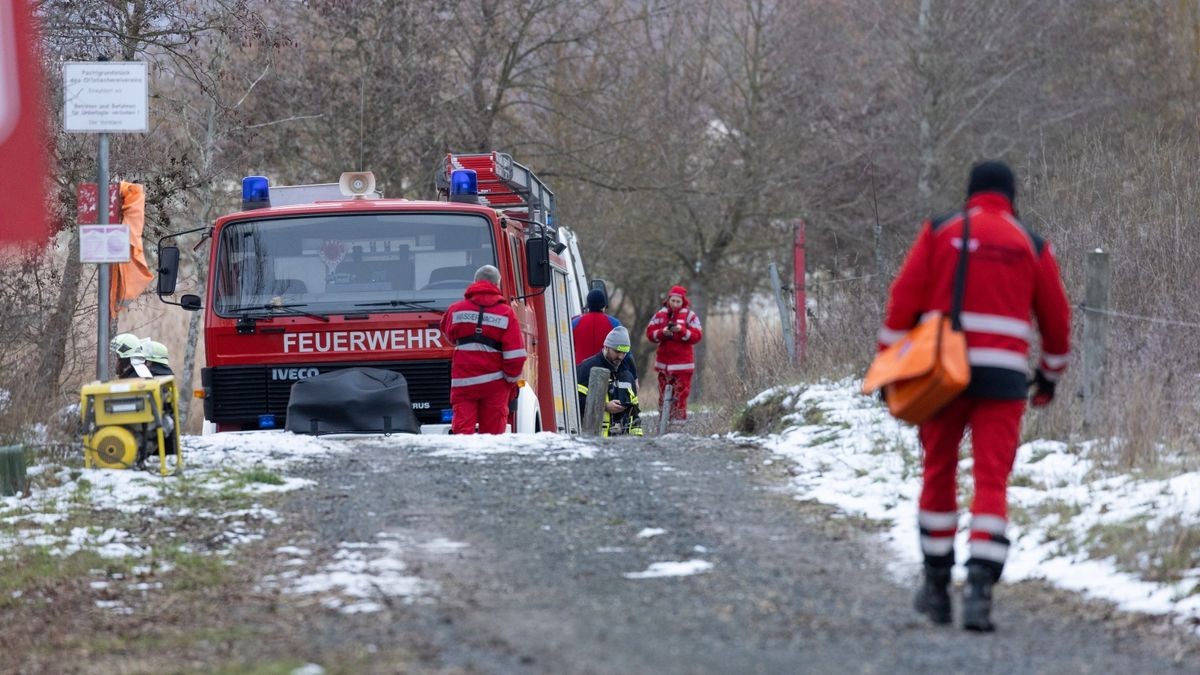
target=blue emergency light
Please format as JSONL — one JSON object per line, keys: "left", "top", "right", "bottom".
{"left": 242, "top": 176, "right": 271, "bottom": 210}
{"left": 449, "top": 169, "right": 478, "bottom": 202}
{"left": 258, "top": 413, "right": 277, "bottom": 429}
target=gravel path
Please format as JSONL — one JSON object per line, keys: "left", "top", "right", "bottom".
{"left": 275, "top": 434, "right": 1196, "bottom": 674}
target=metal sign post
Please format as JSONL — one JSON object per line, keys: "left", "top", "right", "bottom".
{"left": 96, "top": 133, "right": 110, "bottom": 380}
{"left": 63, "top": 59, "right": 148, "bottom": 380}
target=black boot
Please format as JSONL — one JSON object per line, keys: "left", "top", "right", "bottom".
{"left": 962, "top": 563, "right": 997, "bottom": 632}
{"left": 913, "top": 564, "right": 952, "bottom": 624}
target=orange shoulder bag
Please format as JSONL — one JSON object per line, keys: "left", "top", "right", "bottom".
{"left": 862, "top": 210, "right": 971, "bottom": 424}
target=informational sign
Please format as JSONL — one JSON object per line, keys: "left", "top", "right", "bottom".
{"left": 77, "top": 183, "right": 121, "bottom": 224}
{"left": 80, "top": 224, "right": 130, "bottom": 263}
{"left": 62, "top": 61, "right": 148, "bottom": 133}
{"left": 0, "top": 0, "right": 49, "bottom": 247}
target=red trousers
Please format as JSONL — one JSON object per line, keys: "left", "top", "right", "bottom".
{"left": 657, "top": 371, "right": 693, "bottom": 420}
{"left": 917, "top": 397, "right": 1025, "bottom": 571}
{"left": 450, "top": 382, "right": 510, "bottom": 434}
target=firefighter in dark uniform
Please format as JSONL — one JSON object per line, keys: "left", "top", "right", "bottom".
{"left": 576, "top": 326, "right": 642, "bottom": 437}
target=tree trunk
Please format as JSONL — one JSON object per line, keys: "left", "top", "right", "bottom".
{"left": 915, "top": 0, "right": 936, "bottom": 215}
{"left": 686, "top": 271, "right": 708, "bottom": 404}
{"left": 736, "top": 285, "right": 751, "bottom": 378}
{"left": 178, "top": 272, "right": 204, "bottom": 428}
{"left": 37, "top": 226, "right": 83, "bottom": 392}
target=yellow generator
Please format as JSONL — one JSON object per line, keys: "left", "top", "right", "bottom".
{"left": 81, "top": 376, "right": 183, "bottom": 476}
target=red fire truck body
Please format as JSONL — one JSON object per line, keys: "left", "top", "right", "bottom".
{"left": 167, "top": 153, "right": 585, "bottom": 434}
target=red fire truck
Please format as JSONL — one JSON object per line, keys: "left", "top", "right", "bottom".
{"left": 157, "top": 152, "right": 587, "bottom": 434}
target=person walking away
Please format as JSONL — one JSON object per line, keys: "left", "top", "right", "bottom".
{"left": 576, "top": 326, "right": 643, "bottom": 436}
{"left": 440, "top": 265, "right": 527, "bottom": 434}
{"left": 645, "top": 285, "right": 702, "bottom": 421}
{"left": 877, "top": 161, "right": 1070, "bottom": 631}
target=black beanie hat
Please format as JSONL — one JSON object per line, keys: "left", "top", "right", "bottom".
{"left": 967, "top": 161, "right": 1016, "bottom": 202}
{"left": 586, "top": 289, "right": 607, "bottom": 311}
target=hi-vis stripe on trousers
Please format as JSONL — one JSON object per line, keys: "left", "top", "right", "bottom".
{"left": 917, "top": 397, "right": 1025, "bottom": 573}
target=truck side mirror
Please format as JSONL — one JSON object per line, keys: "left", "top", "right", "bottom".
{"left": 180, "top": 294, "right": 202, "bottom": 311}
{"left": 157, "top": 245, "right": 181, "bottom": 295}
{"left": 526, "top": 237, "right": 551, "bottom": 288}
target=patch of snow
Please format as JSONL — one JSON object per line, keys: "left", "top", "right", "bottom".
{"left": 418, "top": 538, "right": 469, "bottom": 553}
{"left": 94, "top": 600, "right": 133, "bottom": 614}
{"left": 275, "top": 545, "right": 311, "bottom": 557}
{"left": 751, "top": 379, "right": 1200, "bottom": 630}
{"left": 284, "top": 537, "right": 433, "bottom": 614}
{"left": 347, "top": 432, "right": 596, "bottom": 461}
{"left": 624, "top": 560, "right": 713, "bottom": 579}
{"left": 636, "top": 528, "right": 666, "bottom": 539}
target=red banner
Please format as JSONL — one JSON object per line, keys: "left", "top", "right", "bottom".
{"left": 0, "top": 0, "right": 49, "bottom": 247}
{"left": 77, "top": 183, "right": 122, "bottom": 224}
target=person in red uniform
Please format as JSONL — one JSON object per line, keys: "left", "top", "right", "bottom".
{"left": 646, "top": 285, "right": 703, "bottom": 421}
{"left": 878, "top": 161, "right": 1071, "bottom": 632}
{"left": 440, "top": 265, "right": 527, "bottom": 434}
{"left": 573, "top": 288, "right": 638, "bottom": 381}
{"left": 573, "top": 289, "right": 619, "bottom": 361}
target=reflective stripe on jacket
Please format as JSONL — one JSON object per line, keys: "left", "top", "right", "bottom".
{"left": 440, "top": 280, "right": 527, "bottom": 394}
{"left": 646, "top": 305, "right": 702, "bottom": 372}
{"left": 878, "top": 192, "right": 1071, "bottom": 398}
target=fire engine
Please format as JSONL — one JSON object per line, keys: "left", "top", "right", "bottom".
{"left": 157, "top": 152, "right": 588, "bottom": 434}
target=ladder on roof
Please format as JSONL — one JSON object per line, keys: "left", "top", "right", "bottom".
{"left": 439, "top": 151, "right": 557, "bottom": 228}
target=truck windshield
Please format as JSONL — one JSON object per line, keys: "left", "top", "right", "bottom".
{"left": 213, "top": 212, "right": 496, "bottom": 316}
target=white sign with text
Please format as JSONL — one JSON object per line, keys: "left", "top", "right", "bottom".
{"left": 63, "top": 62, "right": 148, "bottom": 133}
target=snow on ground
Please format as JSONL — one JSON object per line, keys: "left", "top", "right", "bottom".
{"left": 623, "top": 560, "right": 713, "bottom": 579}
{"left": 351, "top": 431, "right": 597, "bottom": 461}
{"left": 749, "top": 379, "right": 1200, "bottom": 630}
{"left": 0, "top": 430, "right": 597, "bottom": 611}
{"left": 262, "top": 531, "right": 473, "bottom": 613}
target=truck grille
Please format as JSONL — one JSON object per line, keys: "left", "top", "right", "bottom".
{"left": 202, "top": 360, "right": 451, "bottom": 427}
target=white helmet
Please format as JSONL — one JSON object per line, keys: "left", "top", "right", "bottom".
{"left": 110, "top": 333, "right": 142, "bottom": 359}
{"left": 146, "top": 341, "right": 169, "bottom": 366}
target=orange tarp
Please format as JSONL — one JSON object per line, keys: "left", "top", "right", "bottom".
{"left": 109, "top": 181, "right": 154, "bottom": 315}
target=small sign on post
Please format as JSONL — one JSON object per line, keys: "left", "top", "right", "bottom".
{"left": 79, "top": 225, "right": 129, "bottom": 264}
{"left": 62, "top": 62, "right": 148, "bottom": 133}
{"left": 77, "top": 183, "right": 121, "bottom": 224}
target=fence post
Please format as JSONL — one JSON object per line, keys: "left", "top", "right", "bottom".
{"left": 581, "top": 367, "right": 610, "bottom": 437}
{"left": 769, "top": 262, "right": 797, "bottom": 364}
{"left": 658, "top": 384, "right": 675, "bottom": 436}
{"left": 1082, "top": 249, "right": 1110, "bottom": 432}
{"left": 0, "top": 445, "right": 26, "bottom": 497}
{"left": 794, "top": 219, "right": 807, "bottom": 366}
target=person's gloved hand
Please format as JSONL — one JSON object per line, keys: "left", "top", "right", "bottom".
{"left": 1031, "top": 370, "right": 1056, "bottom": 407}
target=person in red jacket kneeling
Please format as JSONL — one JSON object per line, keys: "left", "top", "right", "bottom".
{"left": 439, "top": 265, "right": 527, "bottom": 434}
{"left": 646, "top": 285, "right": 702, "bottom": 421}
